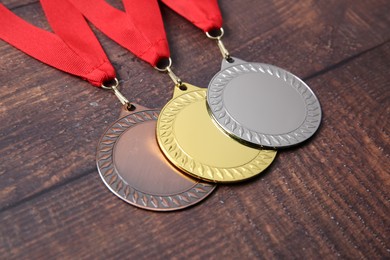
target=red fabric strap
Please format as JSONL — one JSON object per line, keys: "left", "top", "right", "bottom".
{"left": 69, "top": 0, "right": 170, "bottom": 67}
{"left": 161, "top": 0, "right": 223, "bottom": 32}
{"left": 0, "top": 1, "right": 115, "bottom": 86}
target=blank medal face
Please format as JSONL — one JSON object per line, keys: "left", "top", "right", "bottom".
{"left": 96, "top": 105, "right": 215, "bottom": 211}
{"left": 156, "top": 84, "right": 277, "bottom": 183}
{"left": 207, "top": 58, "right": 322, "bottom": 148}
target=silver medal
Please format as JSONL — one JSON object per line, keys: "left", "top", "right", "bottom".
{"left": 207, "top": 57, "right": 322, "bottom": 148}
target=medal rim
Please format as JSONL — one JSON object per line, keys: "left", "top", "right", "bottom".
{"left": 96, "top": 107, "right": 216, "bottom": 211}
{"left": 207, "top": 59, "right": 322, "bottom": 148}
{"left": 156, "top": 86, "right": 277, "bottom": 183}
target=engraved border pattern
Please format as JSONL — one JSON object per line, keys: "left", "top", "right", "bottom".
{"left": 96, "top": 110, "right": 215, "bottom": 211}
{"left": 157, "top": 90, "right": 277, "bottom": 183}
{"left": 207, "top": 63, "right": 322, "bottom": 147}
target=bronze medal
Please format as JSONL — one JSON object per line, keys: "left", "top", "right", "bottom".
{"left": 96, "top": 104, "right": 216, "bottom": 211}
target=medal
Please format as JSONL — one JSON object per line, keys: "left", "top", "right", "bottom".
{"left": 161, "top": 0, "right": 322, "bottom": 148}
{"left": 97, "top": 102, "right": 215, "bottom": 210}
{"left": 207, "top": 56, "right": 322, "bottom": 148}
{"left": 97, "top": 82, "right": 215, "bottom": 210}
{"left": 73, "top": 0, "right": 277, "bottom": 183}
{"left": 156, "top": 82, "right": 276, "bottom": 183}
{"left": 0, "top": 0, "right": 215, "bottom": 211}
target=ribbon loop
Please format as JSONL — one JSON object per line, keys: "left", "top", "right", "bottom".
{"left": 0, "top": 1, "right": 116, "bottom": 86}
{"left": 69, "top": 0, "right": 170, "bottom": 67}
{"left": 161, "top": 0, "right": 223, "bottom": 32}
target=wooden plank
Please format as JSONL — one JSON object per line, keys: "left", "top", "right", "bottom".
{"left": 1, "top": 0, "right": 389, "bottom": 209}
{"left": 2, "top": 0, "right": 37, "bottom": 10}
{"left": 0, "top": 35, "right": 388, "bottom": 259}
{"left": 0, "top": 1, "right": 389, "bottom": 258}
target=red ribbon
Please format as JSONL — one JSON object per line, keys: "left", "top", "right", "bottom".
{"left": 69, "top": 0, "right": 222, "bottom": 66}
{"left": 0, "top": 0, "right": 223, "bottom": 84}
{"left": 0, "top": 0, "right": 115, "bottom": 86}
{"left": 161, "top": 0, "right": 223, "bottom": 32}
{"left": 69, "top": 0, "right": 170, "bottom": 67}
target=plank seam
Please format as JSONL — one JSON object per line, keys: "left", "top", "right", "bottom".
{"left": 0, "top": 168, "right": 96, "bottom": 213}
{"left": 304, "top": 39, "right": 390, "bottom": 81}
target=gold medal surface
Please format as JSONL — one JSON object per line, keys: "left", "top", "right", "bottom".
{"left": 156, "top": 83, "right": 277, "bottom": 183}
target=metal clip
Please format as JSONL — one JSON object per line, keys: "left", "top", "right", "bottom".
{"left": 166, "top": 66, "right": 182, "bottom": 86}
{"left": 154, "top": 57, "right": 183, "bottom": 87}
{"left": 206, "top": 28, "right": 231, "bottom": 61}
{"left": 102, "top": 78, "right": 132, "bottom": 109}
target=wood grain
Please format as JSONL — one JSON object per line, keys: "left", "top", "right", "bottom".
{"left": 0, "top": 0, "right": 389, "bottom": 259}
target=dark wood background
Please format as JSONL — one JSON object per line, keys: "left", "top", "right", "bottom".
{"left": 0, "top": 0, "right": 389, "bottom": 259}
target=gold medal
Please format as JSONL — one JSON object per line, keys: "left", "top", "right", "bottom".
{"left": 156, "top": 83, "right": 277, "bottom": 183}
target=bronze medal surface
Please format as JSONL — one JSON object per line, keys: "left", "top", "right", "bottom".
{"left": 207, "top": 57, "right": 322, "bottom": 148}
{"left": 96, "top": 104, "right": 215, "bottom": 211}
{"left": 157, "top": 83, "right": 277, "bottom": 183}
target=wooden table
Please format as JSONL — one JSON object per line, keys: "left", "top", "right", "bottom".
{"left": 1, "top": 0, "right": 389, "bottom": 259}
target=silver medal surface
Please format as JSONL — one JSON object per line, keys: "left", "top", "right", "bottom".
{"left": 207, "top": 57, "right": 322, "bottom": 148}
{"left": 96, "top": 104, "right": 215, "bottom": 211}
